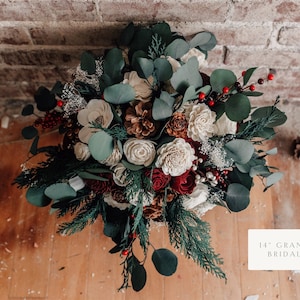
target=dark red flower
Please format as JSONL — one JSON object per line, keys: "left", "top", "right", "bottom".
{"left": 171, "top": 169, "right": 196, "bottom": 194}
{"left": 85, "top": 173, "right": 114, "bottom": 194}
{"left": 145, "top": 168, "right": 171, "bottom": 192}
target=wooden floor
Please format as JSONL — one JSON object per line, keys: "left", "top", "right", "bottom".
{"left": 0, "top": 120, "right": 300, "bottom": 300}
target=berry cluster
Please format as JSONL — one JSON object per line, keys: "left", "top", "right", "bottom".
{"left": 198, "top": 72, "right": 275, "bottom": 105}
{"left": 34, "top": 110, "right": 63, "bottom": 129}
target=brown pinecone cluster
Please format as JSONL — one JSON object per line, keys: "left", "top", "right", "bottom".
{"left": 143, "top": 192, "right": 175, "bottom": 221}
{"left": 124, "top": 101, "right": 159, "bottom": 139}
{"left": 165, "top": 112, "right": 188, "bottom": 139}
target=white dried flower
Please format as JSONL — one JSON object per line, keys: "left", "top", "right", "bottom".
{"left": 74, "top": 142, "right": 91, "bottom": 161}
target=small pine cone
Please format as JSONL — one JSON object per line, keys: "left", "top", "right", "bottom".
{"left": 124, "top": 101, "right": 158, "bottom": 139}
{"left": 292, "top": 136, "right": 300, "bottom": 159}
{"left": 166, "top": 112, "right": 188, "bottom": 138}
{"left": 111, "top": 187, "right": 128, "bottom": 204}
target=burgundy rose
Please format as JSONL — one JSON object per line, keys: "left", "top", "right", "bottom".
{"left": 85, "top": 173, "right": 114, "bottom": 194}
{"left": 145, "top": 168, "right": 171, "bottom": 192}
{"left": 171, "top": 169, "right": 196, "bottom": 194}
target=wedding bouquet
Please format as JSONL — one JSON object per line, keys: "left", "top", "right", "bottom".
{"left": 14, "top": 22, "right": 287, "bottom": 291}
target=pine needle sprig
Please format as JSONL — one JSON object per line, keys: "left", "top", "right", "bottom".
{"left": 57, "top": 196, "right": 103, "bottom": 235}
{"left": 148, "top": 33, "right": 166, "bottom": 59}
{"left": 166, "top": 198, "right": 226, "bottom": 280}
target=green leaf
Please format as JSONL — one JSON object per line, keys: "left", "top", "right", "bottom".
{"left": 152, "top": 22, "right": 172, "bottom": 45}
{"left": 30, "top": 135, "right": 39, "bottom": 155}
{"left": 134, "top": 57, "right": 154, "bottom": 79}
{"left": 225, "top": 93, "right": 251, "bottom": 122}
{"left": 165, "top": 39, "right": 190, "bottom": 59}
{"left": 77, "top": 171, "right": 109, "bottom": 181}
{"left": 182, "top": 86, "right": 197, "bottom": 104}
{"left": 26, "top": 186, "right": 51, "bottom": 207}
{"left": 34, "top": 86, "right": 56, "bottom": 111}
{"left": 103, "top": 222, "right": 120, "bottom": 238}
{"left": 80, "top": 51, "right": 96, "bottom": 75}
{"left": 104, "top": 84, "right": 135, "bottom": 105}
{"left": 103, "top": 48, "right": 125, "bottom": 83}
{"left": 228, "top": 168, "right": 253, "bottom": 190}
{"left": 251, "top": 106, "right": 287, "bottom": 128}
{"left": 170, "top": 57, "right": 203, "bottom": 94}
{"left": 131, "top": 263, "right": 147, "bottom": 291}
{"left": 266, "top": 147, "right": 278, "bottom": 155}
{"left": 243, "top": 67, "right": 257, "bottom": 86}
{"left": 154, "top": 58, "right": 173, "bottom": 81}
{"left": 129, "top": 28, "right": 153, "bottom": 54}
{"left": 225, "top": 183, "right": 250, "bottom": 212}
{"left": 152, "top": 91, "right": 175, "bottom": 120}
{"left": 88, "top": 130, "right": 114, "bottom": 161}
{"left": 21, "top": 104, "right": 34, "bottom": 116}
{"left": 189, "top": 31, "right": 217, "bottom": 51}
{"left": 121, "top": 159, "right": 144, "bottom": 171}
{"left": 119, "top": 22, "right": 135, "bottom": 46}
{"left": 44, "top": 183, "right": 76, "bottom": 201}
{"left": 152, "top": 248, "right": 178, "bottom": 276}
{"left": 211, "top": 102, "right": 225, "bottom": 120}
{"left": 210, "top": 69, "right": 237, "bottom": 93}
{"left": 266, "top": 172, "right": 283, "bottom": 188}
{"left": 242, "top": 91, "right": 263, "bottom": 97}
{"left": 224, "top": 139, "right": 254, "bottom": 164}
{"left": 249, "top": 165, "right": 271, "bottom": 177}
{"left": 21, "top": 126, "right": 38, "bottom": 140}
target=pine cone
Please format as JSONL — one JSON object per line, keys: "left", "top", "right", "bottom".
{"left": 166, "top": 112, "right": 188, "bottom": 138}
{"left": 292, "top": 136, "right": 300, "bottom": 159}
{"left": 124, "top": 101, "right": 158, "bottom": 139}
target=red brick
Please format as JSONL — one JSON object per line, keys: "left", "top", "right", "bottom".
{"left": 29, "top": 24, "right": 119, "bottom": 46}
{"left": 278, "top": 26, "right": 300, "bottom": 47}
{"left": 0, "top": 47, "right": 105, "bottom": 67}
{"left": 224, "top": 48, "right": 300, "bottom": 69}
{"left": 100, "top": 1, "right": 227, "bottom": 22}
{"left": 0, "top": 27, "right": 31, "bottom": 45}
{"left": 231, "top": 0, "right": 300, "bottom": 22}
{"left": 0, "top": 0, "right": 97, "bottom": 22}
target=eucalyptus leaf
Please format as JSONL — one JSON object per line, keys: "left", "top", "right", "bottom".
{"left": 189, "top": 31, "right": 217, "bottom": 51}
{"left": 266, "top": 172, "right": 283, "bottom": 188}
{"left": 21, "top": 104, "right": 34, "bottom": 116}
{"left": 29, "top": 135, "right": 39, "bottom": 155}
{"left": 80, "top": 51, "right": 96, "bottom": 75}
{"left": 104, "top": 84, "right": 135, "bottom": 105}
{"left": 103, "top": 48, "right": 125, "bottom": 83}
{"left": 103, "top": 222, "right": 120, "bottom": 238}
{"left": 154, "top": 58, "right": 173, "bottom": 81}
{"left": 152, "top": 248, "right": 178, "bottom": 276}
{"left": 224, "top": 139, "right": 254, "bottom": 164}
{"left": 225, "top": 93, "right": 251, "bottom": 122}
{"left": 88, "top": 130, "right": 114, "bottom": 161}
{"left": 153, "top": 91, "right": 175, "bottom": 120}
{"left": 131, "top": 263, "right": 147, "bottom": 291}
{"left": 134, "top": 57, "right": 154, "bottom": 79}
{"left": 182, "top": 85, "right": 197, "bottom": 104}
{"left": 121, "top": 159, "right": 144, "bottom": 171}
{"left": 242, "top": 91, "right": 263, "bottom": 97}
{"left": 228, "top": 168, "right": 253, "bottom": 190}
{"left": 165, "top": 39, "right": 190, "bottom": 59}
{"left": 170, "top": 57, "right": 203, "bottom": 94}
{"left": 26, "top": 186, "right": 51, "bottom": 207}
{"left": 225, "top": 183, "right": 250, "bottom": 212}
{"left": 119, "top": 22, "right": 135, "bottom": 46}
{"left": 21, "top": 126, "right": 38, "bottom": 140}
{"left": 210, "top": 69, "right": 237, "bottom": 93}
{"left": 152, "top": 22, "right": 172, "bottom": 44}
{"left": 44, "top": 183, "right": 76, "bottom": 201}
{"left": 249, "top": 165, "right": 271, "bottom": 177}
{"left": 34, "top": 86, "right": 56, "bottom": 111}
{"left": 266, "top": 147, "right": 278, "bottom": 155}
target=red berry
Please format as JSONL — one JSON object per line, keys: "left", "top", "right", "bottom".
{"left": 267, "top": 73, "right": 274, "bottom": 81}
{"left": 222, "top": 86, "right": 229, "bottom": 94}
{"left": 57, "top": 100, "right": 64, "bottom": 107}
{"left": 242, "top": 70, "right": 246, "bottom": 76}
{"left": 198, "top": 92, "right": 206, "bottom": 100}
{"left": 249, "top": 84, "right": 256, "bottom": 91}
{"left": 122, "top": 249, "right": 129, "bottom": 256}
{"left": 258, "top": 78, "right": 264, "bottom": 85}
{"left": 207, "top": 99, "right": 215, "bottom": 107}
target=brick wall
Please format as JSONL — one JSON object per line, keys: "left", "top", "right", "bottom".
{"left": 1, "top": 0, "right": 300, "bottom": 120}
